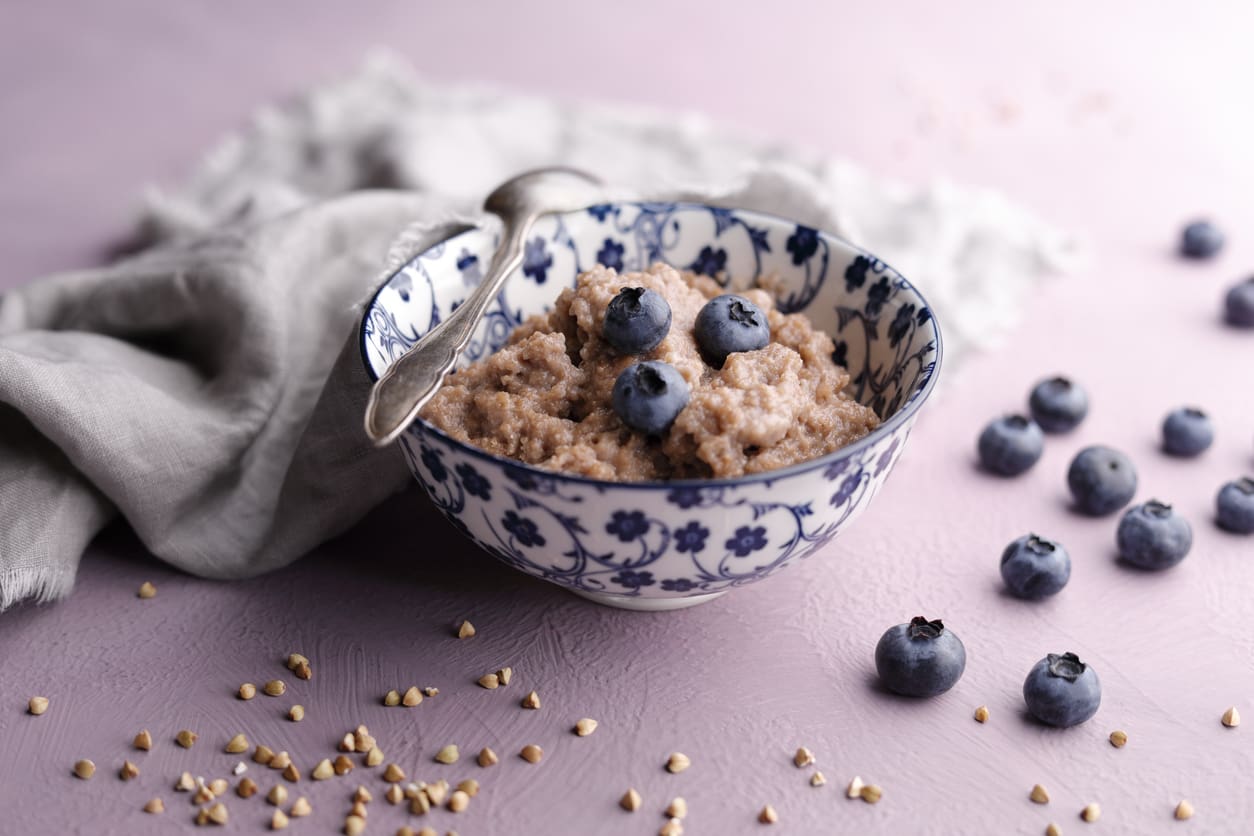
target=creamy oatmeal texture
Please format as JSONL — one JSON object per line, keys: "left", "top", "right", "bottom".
{"left": 420, "top": 263, "right": 880, "bottom": 481}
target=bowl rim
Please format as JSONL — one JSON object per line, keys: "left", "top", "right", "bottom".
{"left": 358, "top": 200, "right": 943, "bottom": 490}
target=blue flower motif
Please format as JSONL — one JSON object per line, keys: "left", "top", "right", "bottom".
{"left": 502, "top": 510, "right": 545, "bottom": 548}
{"left": 874, "top": 438, "right": 900, "bottom": 476}
{"left": 786, "top": 225, "right": 819, "bottom": 266}
{"left": 864, "top": 276, "right": 892, "bottom": 318}
{"left": 420, "top": 445, "right": 447, "bottom": 483}
{"left": 606, "top": 510, "right": 649, "bottom": 542}
{"left": 674, "top": 521, "right": 709, "bottom": 554}
{"left": 586, "top": 204, "right": 613, "bottom": 221}
{"left": 823, "top": 458, "right": 850, "bottom": 481}
{"left": 596, "top": 238, "right": 625, "bottom": 271}
{"left": 831, "top": 340, "right": 848, "bottom": 368}
{"left": 456, "top": 249, "right": 482, "bottom": 286}
{"left": 688, "top": 245, "right": 727, "bottom": 277}
{"left": 503, "top": 464, "right": 538, "bottom": 491}
{"left": 522, "top": 237, "right": 553, "bottom": 284}
{"left": 610, "top": 569, "right": 655, "bottom": 590}
{"left": 725, "top": 525, "right": 768, "bottom": 557}
{"left": 660, "top": 577, "right": 699, "bottom": 593}
{"left": 455, "top": 463, "right": 491, "bottom": 501}
{"left": 916, "top": 306, "right": 932, "bottom": 325}
{"left": 666, "top": 487, "right": 704, "bottom": 509}
{"left": 888, "top": 302, "right": 917, "bottom": 348}
{"left": 844, "top": 254, "right": 871, "bottom": 292}
{"left": 830, "top": 473, "right": 861, "bottom": 507}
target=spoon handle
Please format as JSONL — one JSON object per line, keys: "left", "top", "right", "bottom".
{"left": 364, "top": 213, "right": 528, "bottom": 447}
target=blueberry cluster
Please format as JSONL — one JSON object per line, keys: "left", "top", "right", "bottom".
{"left": 869, "top": 220, "right": 1253, "bottom": 729}
{"left": 605, "top": 287, "right": 771, "bottom": 437}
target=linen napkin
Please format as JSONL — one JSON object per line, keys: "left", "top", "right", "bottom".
{"left": 0, "top": 53, "right": 1077, "bottom": 609}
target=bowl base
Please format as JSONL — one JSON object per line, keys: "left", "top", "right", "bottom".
{"left": 571, "top": 589, "right": 727, "bottom": 611}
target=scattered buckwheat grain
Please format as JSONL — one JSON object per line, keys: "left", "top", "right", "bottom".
{"left": 1046, "top": 824, "right": 1062, "bottom": 836}
{"left": 1222, "top": 706, "right": 1240, "bottom": 728}
{"left": 292, "top": 661, "right": 312, "bottom": 681}
{"left": 282, "top": 763, "right": 300, "bottom": 783}
{"left": 478, "top": 747, "right": 498, "bottom": 767}
{"left": 270, "top": 809, "right": 289, "bottom": 830}
{"left": 225, "top": 733, "right": 249, "bottom": 754}
{"left": 457, "top": 620, "right": 475, "bottom": 639}
{"left": 846, "top": 776, "right": 865, "bottom": 798}
{"left": 334, "top": 755, "right": 354, "bottom": 775}
{"left": 73, "top": 759, "right": 95, "bottom": 779}
{"left": 1031, "top": 784, "right": 1050, "bottom": 804}
{"left": 1109, "top": 730, "right": 1127, "bottom": 748}
{"left": 288, "top": 705, "right": 304, "bottom": 722}
{"left": 254, "top": 745, "right": 276, "bottom": 765}
{"left": 269, "top": 751, "right": 292, "bottom": 771}
{"left": 497, "top": 666, "right": 513, "bottom": 685}
{"left": 176, "top": 729, "right": 198, "bottom": 749}
{"left": 423, "top": 687, "right": 439, "bottom": 697}
{"left": 176, "top": 772, "right": 195, "bottom": 792}
{"left": 620, "top": 788, "right": 642, "bottom": 811}
{"left": 138, "top": 581, "right": 156, "bottom": 599}
{"left": 365, "top": 747, "right": 384, "bottom": 767}
{"left": 666, "top": 752, "right": 691, "bottom": 774}
{"left": 27, "top": 696, "right": 49, "bottom": 716}
{"left": 759, "top": 804, "right": 779, "bottom": 823}
{"left": 521, "top": 690, "right": 541, "bottom": 710}
{"left": 793, "top": 747, "right": 815, "bottom": 768}
{"left": 351, "top": 800, "right": 368, "bottom": 818}
{"left": 974, "top": 705, "right": 990, "bottom": 723}
{"left": 263, "top": 680, "right": 286, "bottom": 697}
{"left": 403, "top": 686, "right": 423, "bottom": 706}
{"left": 456, "top": 779, "right": 479, "bottom": 798}
{"left": 119, "top": 760, "right": 140, "bottom": 780}
{"left": 344, "top": 814, "right": 365, "bottom": 836}
{"left": 237, "top": 778, "right": 258, "bottom": 798}
{"left": 810, "top": 772, "right": 826, "bottom": 787}
{"left": 312, "top": 759, "right": 334, "bottom": 780}
{"left": 143, "top": 798, "right": 164, "bottom": 814}
{"left": 239, "top": 683, "right": 257, "bottom": 700}
{"left": 448, "top": 790, "right": 470, "bottom": 812}
{"left": 383, "top": 763, "right": 406, "bottom": 783}
{"left": 384, "top": 690, "right": 401, "bottom": 706}
{"left": 1081, "top": 802, "right": 1100, "bottom": 823}
{"left": 435, "top": 745, "right": 460, "bottom": 764}
{"left": 1175, "top": 800, "right": 1194, "bottom": 820}
{"left": 353, "top": 786, "right": 373, "bottom": 804}
{"left": 133, "top": 729, "right": 152, "bottom": 751}
{"left": 290, "top": 796, "right": 311, "bottom": 817}
{"left": 209, "top": 778, "right": 229, "bottom": 796}
{"left": 206, "top": 802, "right": 228, "bottom": 825}
{"left": 860, "top": 785, "right": 883, "bottom": 804}
{"left": 267, "top": 785, "right": 288, "bottom": 806}
{"left": 477, "top": 673, "right": 500, "bottom": 690}
{"left": 666, "top": 797, "right": 688, "bottom": 818}
{"left": 520, "top": 744, "right": 543, "bottom": 764}
{"left": 386, "top": 785, "right": 403, "bottom": 805}
{"left": 574, "top": 718, "right": 598, "bottom": 737}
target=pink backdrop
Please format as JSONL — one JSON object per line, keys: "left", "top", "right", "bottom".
{"left": 2, "top": 2, "right": 1253, "bottom": 834}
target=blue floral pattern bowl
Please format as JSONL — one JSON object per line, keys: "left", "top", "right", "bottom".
{"left": 360, "top": 202, "right": 941, "bottom": 610}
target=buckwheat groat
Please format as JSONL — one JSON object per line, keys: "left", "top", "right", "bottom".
{"left": 421, "top": 263, "right": 879, "bottom": 480}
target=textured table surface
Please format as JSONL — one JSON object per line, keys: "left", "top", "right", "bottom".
{"left": 3, "top": 2, "right": 1253, "bottom": 834}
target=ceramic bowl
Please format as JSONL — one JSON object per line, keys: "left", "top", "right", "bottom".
{"left": 360, "top": 202, "right": 941, "bottom": 610}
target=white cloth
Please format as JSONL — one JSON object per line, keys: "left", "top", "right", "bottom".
{"left": 0, "top": 52, "right": 1078, "bottom": 609}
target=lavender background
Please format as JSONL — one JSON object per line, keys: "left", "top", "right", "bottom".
{"left": 3, "top": 2, "right": 1254, "bottom": 833}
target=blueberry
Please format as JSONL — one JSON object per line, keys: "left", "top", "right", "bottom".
{"left": 1225, "top": 277, "right": 1254, "bottom": 327}
{"left": 1217, "top": 477, "right": 1254, "bottom": 534}
{"left": 693, "top": 294, "right": 771, "bottom": 368}
{"left": 1000, "top": 534, "right": 1071, "bottom": 600}
{"left": 603, "top": 286, "right": 672, "bottom": 355}
{"left": 1180, "top": 220, "right": 1224, "bottom": 259}
{"left": 1022, "top": 652, "right": 1101, "bottom": 727}
{"left": 1028, "top": 376, "right": 1088, "bottom": 433}
{"left": 977, "top": 415, "right": 1044, "bottom": 476}
{"left": 611, "top": 361, "right": 689, "bottom": 436}
{"left": 1067, "top": 445, "right": 1137, "bottom": 515}
{"left": 1117, "top": 500, "right": 1193, "bottom": 569}
{"left": 1161, "top": 407, "right": 1214, "bottom": 457}
{"left": 874, "top": 616, "right": 966, "bottom": 698}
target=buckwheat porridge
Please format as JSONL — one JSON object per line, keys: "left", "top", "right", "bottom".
{"left": 420, "top": 262, "right": 880, "bottom": 481}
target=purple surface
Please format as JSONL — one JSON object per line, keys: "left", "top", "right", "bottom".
{"left": 4, "top": 2, "right": 1254, "bottom": 834}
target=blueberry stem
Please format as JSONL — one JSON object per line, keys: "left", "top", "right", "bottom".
{"left": 1046, "top": 652, "right": 1086, "bottom": 681}
{"left": 907, "top": 616, "right": 945, "bottom": 640}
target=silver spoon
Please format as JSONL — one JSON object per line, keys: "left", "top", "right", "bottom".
{"left": 364, "top": 166, "right": 605, "bottom": 447}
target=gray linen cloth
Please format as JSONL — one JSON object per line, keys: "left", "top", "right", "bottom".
{"left": 0, "top": 191, "right": 471, "bottom": 608}
{"left": 0, "top": 57, "right": 1076, "bottom": 610}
